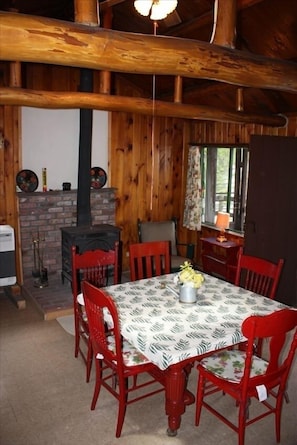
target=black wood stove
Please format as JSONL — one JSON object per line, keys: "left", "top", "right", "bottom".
{"left": 61, "top": 224, "right": 120, "bottom": 284}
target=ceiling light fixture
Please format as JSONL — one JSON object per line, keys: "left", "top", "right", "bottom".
{"left": 134, "top": 0, "right": 178, "bottom": 21}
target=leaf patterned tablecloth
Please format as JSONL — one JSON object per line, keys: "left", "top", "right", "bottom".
{"left": 103, "top": 273, "right": 287, "bottom": 370}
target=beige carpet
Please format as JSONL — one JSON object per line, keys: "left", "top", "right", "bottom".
{"left": 56, "top": 314, "right": 75, "bottom": 336}
{"left": 1, "top": 292, "right": 297, "bottom": 445}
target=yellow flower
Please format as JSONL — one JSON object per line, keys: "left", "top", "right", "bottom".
{"left": 178, "top": 261, "right": 204, "bottom": 288}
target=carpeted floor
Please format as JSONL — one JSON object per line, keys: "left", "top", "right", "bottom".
{"left": 56, "top": 314, "right": 75, "bottom": 336}
{"left": 1, "top": 290, "right": 296, "bottom": 445}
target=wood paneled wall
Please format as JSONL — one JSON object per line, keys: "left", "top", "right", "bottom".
{"left": 109, "top": 111, "right": 191, "bottom": 269}
{"left": 192, "top": 117, "right": 297, "bottom": 143}
{"left": 110, "top": 113, "right": 297, "bottom": 270}
{"left": 1, "top": 63, "right": 297, "bottom": 276}
{"left": 0, "top": 104, "right": 23, "bottom": 282}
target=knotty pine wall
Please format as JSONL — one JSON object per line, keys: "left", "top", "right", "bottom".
{"left": 110, "top": 109, "right": 297, "bottom": 270}
{"left": 1, "top": 63, "right": 297, "bottom": 278}
{"left": 109, "top": 111, "right": 191, "bottom": 270}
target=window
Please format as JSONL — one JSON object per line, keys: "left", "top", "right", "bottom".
{"left": 200, "top": 145, "right": 249, "bottom": 232}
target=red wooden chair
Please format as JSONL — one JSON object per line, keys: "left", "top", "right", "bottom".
{"left": 129, "top": 240, "right": 171, "bottom": 281}
{"left": 137, "top": 218, "right": 195, "bottom": 272}
{"left": 195, "top": 309, "right": 297, "bottom": 445}
{"left": 234, "top": 247, "right": 284, "bottom": 355}
{"left": 71, "top": 242, "right": 119, "bottom": 382}
{"left": 234, "top": 247, "right": 284, "bottom": 299}
{"left": 82, "top": 280, "right": 165, "bottom": 438}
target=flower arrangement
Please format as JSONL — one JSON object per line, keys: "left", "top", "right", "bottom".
{"left": 174, "top": 261, "right": 204, "bottom": 288}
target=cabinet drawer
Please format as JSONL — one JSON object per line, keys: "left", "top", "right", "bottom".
{"left": 201, "top": 237, "right": 240, "bottom": 282}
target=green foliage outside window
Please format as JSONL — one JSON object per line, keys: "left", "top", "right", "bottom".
{"left": 200, "top": 146, "right": 249, "bottom": 232}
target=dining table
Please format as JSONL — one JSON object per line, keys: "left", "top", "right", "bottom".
{"left": 99, "top": 272, "right": 288, "bottom": 436}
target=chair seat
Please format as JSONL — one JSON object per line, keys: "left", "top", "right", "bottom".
{"left": 78, "top": 293, "right": 115, "bottom": 330}
{"left": 77, "top": 292, "right": 84, "bottom": 305}
{"left": 199, "top": 349, "right": 268, "bottom": 383}
{"left": 96, "top": 336, "right": 151, "bottom": 367}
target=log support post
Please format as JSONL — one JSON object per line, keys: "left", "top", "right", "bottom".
{"left": 210, "top": 0, "right": 237, "bottom": 47}
{"left": 74, "top": 0, "right": 99, "bottom": 26}
{"left": 174, "top": 76, "right": 183, "bottom": 104}
{"left": 3, "top": 58, "right": 25, "bottom": 303}
{"left": 100, "top": 6, "right": 113, "bottom": 95}
{"left": 236, "top": 87, "right": 244, "bottom": 112}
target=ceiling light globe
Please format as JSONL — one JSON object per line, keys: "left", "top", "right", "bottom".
{"left": 135, "top": 0, "right": 178, "bottom": 21}
{"left": 134, "top": 0, "right": 152, "bottom": 17}
{"left": 150, "top": 3, "right": 168, "bottom": 20}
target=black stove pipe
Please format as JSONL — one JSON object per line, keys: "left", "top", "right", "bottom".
{"left": 77, "top": 68, "right": 93, "bottom": 227}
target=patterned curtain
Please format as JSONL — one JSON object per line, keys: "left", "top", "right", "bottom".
{"left": 183, "top": 146, "right": 202, "bottom": 231}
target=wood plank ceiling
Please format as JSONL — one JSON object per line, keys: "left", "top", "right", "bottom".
{"left": 1, "top": 0, "right": 297, "bottom": 116}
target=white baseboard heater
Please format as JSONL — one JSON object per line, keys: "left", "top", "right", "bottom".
{"left": 0, "top": 225, "right": 16, "bottom": 286}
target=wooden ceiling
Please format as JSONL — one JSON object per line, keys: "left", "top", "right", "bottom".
{"left": 1, "top": 0, "right": 297, "bottom": 116}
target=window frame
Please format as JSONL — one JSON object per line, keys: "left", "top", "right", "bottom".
{"left": 199, "top": 144, "right": 249, "bottom": 233}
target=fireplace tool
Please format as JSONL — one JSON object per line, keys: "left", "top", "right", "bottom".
{"left": 32, "top": 232, "right": 48, "bottom": 287}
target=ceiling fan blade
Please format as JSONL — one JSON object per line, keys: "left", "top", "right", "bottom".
{"left": 163, "top": 10, "right": 182, "bottom": 27}
{"left": 100, "top": 0, "right": 127, "bottom": 11}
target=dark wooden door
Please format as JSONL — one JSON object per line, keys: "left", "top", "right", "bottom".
{"left": 244, "top": 135, "right": 297, "bottom": 307}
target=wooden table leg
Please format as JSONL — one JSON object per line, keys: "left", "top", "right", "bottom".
{"left": 165, "top": 363, "right": 195, "bottom": 436}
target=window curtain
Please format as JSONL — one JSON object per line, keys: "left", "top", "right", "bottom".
{"left": 183, "top": 146, "right": 202, "bottom": 231}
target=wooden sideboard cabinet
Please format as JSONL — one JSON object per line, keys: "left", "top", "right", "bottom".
{"left": 201, "top": 237, "right": 240, "bottom": 282}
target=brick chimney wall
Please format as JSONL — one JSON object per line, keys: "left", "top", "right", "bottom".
{"left": 17, "top": 188, "right": 117, "bottom": 278}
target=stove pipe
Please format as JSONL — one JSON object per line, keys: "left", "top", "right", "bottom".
{"left": 77, "top": 68, "right": 93, "bottom": 227}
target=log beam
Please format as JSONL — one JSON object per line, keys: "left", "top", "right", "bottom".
{"left": 0, "top": 88, "right": 286, "bottom": 127}
{"left": 0, "top": 12, "right": 297, "bottom": 93}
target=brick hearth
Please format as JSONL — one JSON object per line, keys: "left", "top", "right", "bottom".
{"left": 22, "top": 273, "right": 73, "bottom": 320}
{"left": 17, "top": 188, "right": 117, "bottom": 279}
